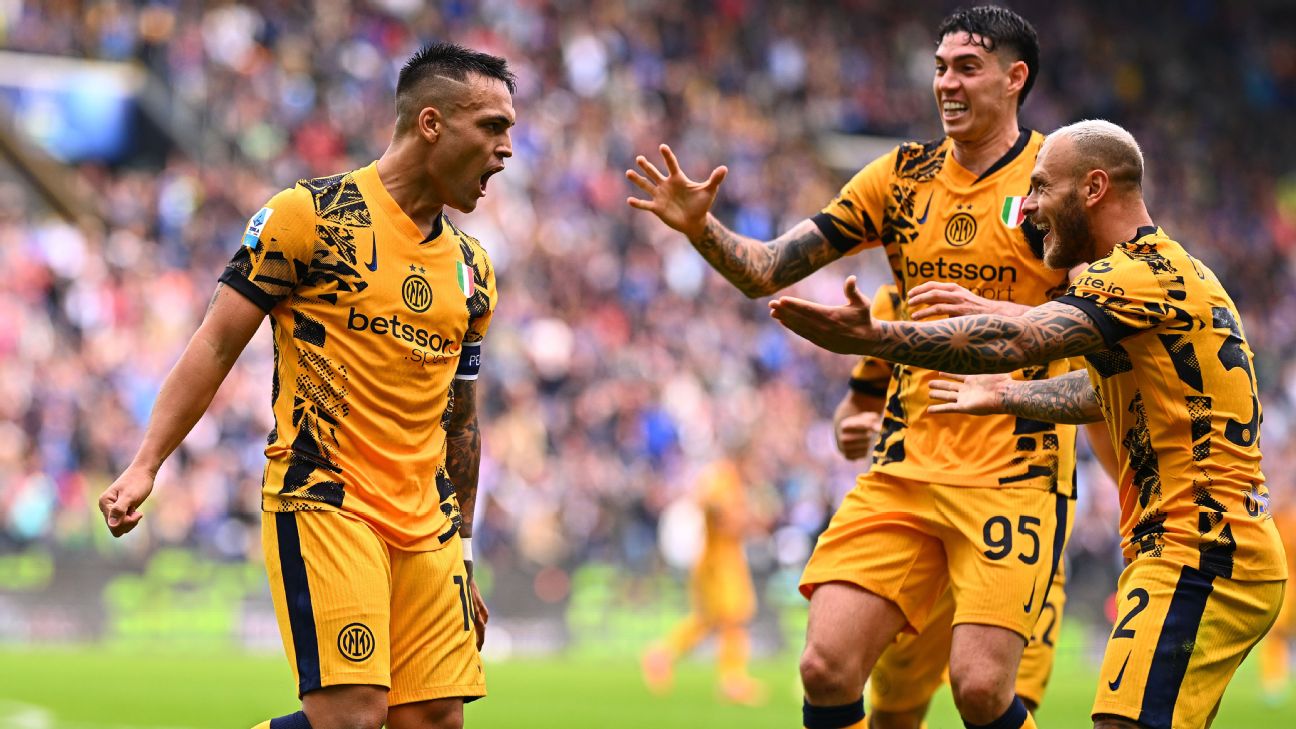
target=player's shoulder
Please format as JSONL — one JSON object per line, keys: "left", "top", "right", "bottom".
{"left": 447, "top": 218, "right": 495, "bottom": 268}
{"left": 1109, "top": 226, "right": 1198, "bottom": 276}
{"left": 891, "top": 135, "right": 950, "bottom": 182}
{"left": 242, "top": 181, "right": 315, "bottom": 248}
{"left": 295, "top": 169, "right": 355, "bottom": 200}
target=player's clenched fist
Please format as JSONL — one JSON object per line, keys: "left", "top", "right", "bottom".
{"left": 98, "top": 467, "right": 155, "bottom": 537}
{"left": 835, "top": 411, "right": 883, "bottom": 461}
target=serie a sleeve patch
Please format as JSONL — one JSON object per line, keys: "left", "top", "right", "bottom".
{"left": 241, "top": 206, "right": 275, "bottom": 248}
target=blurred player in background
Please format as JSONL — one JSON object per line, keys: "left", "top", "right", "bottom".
{"left": 95, "top": 43, "right": 513, "bottom": 729}
{"left": 642, "top": 454, "right": 773, "bottom": 705}
{"left": 629, "top": 7, "right": 1076, "bottom": 728}
{"left": 771, "top": 118, "right": 1287, "bottom": 729}
{"left": 835, "top": 283, "right": 1119, "bottom": 729}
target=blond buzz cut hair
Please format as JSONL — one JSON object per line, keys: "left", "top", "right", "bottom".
{"left": 1048, "top": 119, "right": 1145, "bottom": 190}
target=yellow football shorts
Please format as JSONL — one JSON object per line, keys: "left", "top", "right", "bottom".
{"left": 868, "top": 587, "right": 953, "bottom": 713}
{"left": 262, "top": 510, "right": 486, "bottom": 705}
{"left": 1092, "top": 557, "right": 1284, "bottom": 729}
{"left": 801, "top": 472, "right": 1068, "bottom": 641}
{"left": 868, "top": 545, "right": 1070, "bottom": 712}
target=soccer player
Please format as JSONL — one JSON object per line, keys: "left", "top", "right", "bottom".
{"left": 629, "top": 7, "right": 1071, "bottom": 728}
{"left": 770, "top": 119, "right": 1288, "bottom": 729}
{"left": 641, "top": 456, "right": 768, "bottom": 705}
{"left": 95, "top": 43, "right": 515, "bottom": 729}
{"left": 837, "top": 283, "right": 1119, "bottom": 729}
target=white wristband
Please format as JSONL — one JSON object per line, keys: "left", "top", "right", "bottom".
{"left": 461, "top": 537, "right": 473, "bottom": 562}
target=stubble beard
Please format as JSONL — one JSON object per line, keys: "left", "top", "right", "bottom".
{"left": 1043, "top": 193, "right": 1096, "bottom": 270}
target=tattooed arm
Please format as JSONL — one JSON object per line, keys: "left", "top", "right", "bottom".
{"left": 691, "top": 217, "right": 843, "bottom": 298}
{"left": 626, "top": 144, "right": 843, "bottom": 297}
{"left": 769, "top": 276, "right": 1108, "bottom": 373}
{"left": 929, "top": 370, "right": 1105, "bottom": 424}
{"left": 446, "top": 379, "right": 482, "bottom": 541}
{"left": 446, "top": 377, "right": 489, "bottom": 647}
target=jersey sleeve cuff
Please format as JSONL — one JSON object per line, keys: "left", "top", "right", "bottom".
{"left": 811, "top": 213, "right": 864, "bottom": 254}
{"left": 1054, "top": 294, "right": 1137, "bottom": 347}
{"left": 218, "top": 267, "right": 278, "bottom": 313}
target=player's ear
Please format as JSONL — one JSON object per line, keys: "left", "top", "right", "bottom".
{"left": 1083, "top": 169, "right": 1109, "bottom": 207}
{"left": 1005, "top": 59, "right": 1028, "bottom": 98}
{"left": 417, "top": 106, "right": 443, "bottom": 144}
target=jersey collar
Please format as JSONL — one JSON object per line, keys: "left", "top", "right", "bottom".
{"left": 355, "top": 162, "right": 450, "bottom": 245}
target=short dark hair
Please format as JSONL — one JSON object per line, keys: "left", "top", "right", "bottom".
{"left": 395, "top": 42, "right": 516, "bottom": 132}
{"left": 937, "top": 6, "right": 1040, "bottom": 108}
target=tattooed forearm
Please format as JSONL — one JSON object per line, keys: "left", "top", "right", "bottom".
{"left": 205, "top": 283, "right": 226, "bottom": 318}
{"left": 867, "top": 301, "right": 1107, "bottom": 373}
{"left": 445, "top": 379, "right": 481, "bottom": 537}
{"left": 999, "top": 370, "right": 1105, "bottom": 423}
{"left": 690, "top": 217, "right": 842, "bottom": 298}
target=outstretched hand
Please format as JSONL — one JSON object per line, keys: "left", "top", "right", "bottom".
{"left": 769, "top": 276, "right": 876, "bottom": 355}
{"left": 907, "top": 281, "right": 1029, "bottom": 320}
{"left": 625, "top": 144, "right": 727, "bottom": 241}
{"left": 928, "top": 372, "right": 1012, "bottom": 415}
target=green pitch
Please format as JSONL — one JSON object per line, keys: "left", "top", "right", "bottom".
{"left": 0, "top": 644, "right": 1289, "bottom": 728}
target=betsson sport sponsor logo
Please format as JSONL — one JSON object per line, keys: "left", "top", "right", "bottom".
{"left": 905, "top": 256, "right": 1022, "bottom": 301}
{"left": 347, "top": 307, "right": 460, "bottom": 364}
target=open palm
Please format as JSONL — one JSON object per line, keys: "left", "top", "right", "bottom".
{"left": 769, "top": 276, "right": 876, "bottom": 355}
{"left": 928, "top": 373, "right": 1012, "bottom": 415}
{"left": 626, "top": 144, "right": 727, "bottom": 241}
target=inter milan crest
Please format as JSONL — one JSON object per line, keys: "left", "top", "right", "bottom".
{"left": 944, "top": 204, "right": 977, "bottom": 247}
{"left": 337, "top": 622, "right": 375, "bottom": 662}
{"left": 402, "top": 273, "right": 432, "bottom": 313}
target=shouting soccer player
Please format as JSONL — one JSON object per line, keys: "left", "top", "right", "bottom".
{"left": 629, "top": 6, "right": 1073, "bottom": 729}
{"left": 771, "top": 119, "right": 1287, "bottom": 729}
{"left": 97, "top": 43, "right": 514, "bottom": 729}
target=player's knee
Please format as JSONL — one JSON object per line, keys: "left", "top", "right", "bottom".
{"left": 308, "top": 705, "right": 386, "bottom": 729}
{"left": 303, "top": 686, "right": 388, "bottom": 729}
{"left": 386, "top": 698, "right": 464, "bottom": 729}
{"left": 799, "top": 644, "right": 860, "bottom": 699}
{"left": 948, "top": 675, "right": 1011, "bottom": 723}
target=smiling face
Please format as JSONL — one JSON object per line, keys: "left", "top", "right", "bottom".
{"left": 932, "top": 32, "right": 1026, "bottom": 142}
{"left": 1023, "top": 135, "right": 1097, "bottom": 269}
{"left": 424, "top": 74, "right": 515, "bottom": 213}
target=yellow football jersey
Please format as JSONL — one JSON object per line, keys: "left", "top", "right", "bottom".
{"left": 698, "top": 460, "right": 747, "bottom": 566}
{"left": 221, "top": 162, "right": 496, "bottom": 551}
{"left": 1058, "top": 226, "right": 1285, "bottom": 581}
{"left": 816, "top": 134, "right": 1075, "bottom": 493}
{"left": 848, "top": 283, "right": 1082, "bottom": 496}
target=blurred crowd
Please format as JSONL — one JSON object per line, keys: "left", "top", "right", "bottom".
{"left": 1, "top": 0, "right": 1294, "bottom": 618}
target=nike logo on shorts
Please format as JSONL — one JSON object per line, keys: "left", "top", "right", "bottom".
{"left": 1107, "top": 651, "right": 1132, "bottom": 691}
{"left": 1022, "top": 580, "right": 1037, "bottom": 612}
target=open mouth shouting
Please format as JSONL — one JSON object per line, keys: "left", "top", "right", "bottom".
{"left": 479, "top": 166, "right": 505, "bottom": 194}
